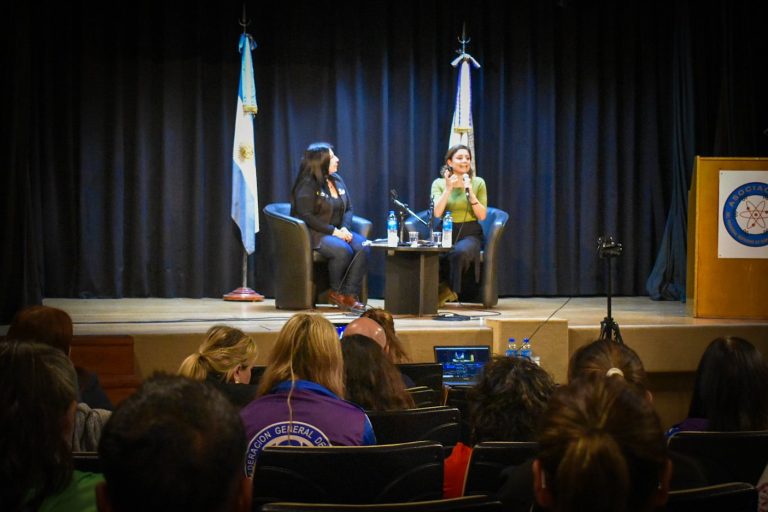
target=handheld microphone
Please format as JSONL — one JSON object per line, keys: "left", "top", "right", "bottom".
{"left": 462, "top": 174, "right": 471, "bottom": 199}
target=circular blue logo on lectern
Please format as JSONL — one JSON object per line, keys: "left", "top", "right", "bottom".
{"left": 722, "top": 182, "right": 768, "bottom": 247}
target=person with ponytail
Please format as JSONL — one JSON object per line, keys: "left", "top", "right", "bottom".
{"left": 533, "top": 376, "right": 672, "bottom": 512}
{"left": 239, "top": 313, "right": 375, "bottom": 477}
{"left": 178, "top": 325, "right": 259, "bottom": 408}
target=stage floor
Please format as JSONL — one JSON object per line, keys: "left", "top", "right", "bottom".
{"left": 28, "top": 296, "right": 766, "bottom": 336}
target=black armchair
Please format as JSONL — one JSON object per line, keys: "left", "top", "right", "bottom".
{"left": 263, "top": 203, "right": 373, "bottom": 310}
{"left": 405, "top": 207, "right": 508, "bottom": 307}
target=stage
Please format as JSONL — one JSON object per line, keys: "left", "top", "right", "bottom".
{"left": 10, "top": 296, "right": 768, "bottom": 428}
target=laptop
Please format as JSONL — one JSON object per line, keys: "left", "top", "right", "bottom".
{"left": 433, "top": 345, "right": 492, "bottom": 387}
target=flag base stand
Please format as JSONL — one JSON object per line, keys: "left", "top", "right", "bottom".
{"left": 223, "top": 287, "right": 264, "bottom": 302}
{"left": 222, "top": 251, "right": 264, "bottom": 302}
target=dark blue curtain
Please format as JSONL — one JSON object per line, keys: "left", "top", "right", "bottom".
{"left": 3, "top": 0, "right": 767, "bottom": 322}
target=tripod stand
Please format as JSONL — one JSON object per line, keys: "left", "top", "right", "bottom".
{"left": 597, "top": 237, "right": 623, "bottom": 344}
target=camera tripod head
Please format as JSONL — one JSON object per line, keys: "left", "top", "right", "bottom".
{"left": 597, "top": 236, "right": 623, "bottom": 259}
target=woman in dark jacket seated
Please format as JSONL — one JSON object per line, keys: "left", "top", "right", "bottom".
{"left": 291, "top": 142, "right": 369, "bottom": 312}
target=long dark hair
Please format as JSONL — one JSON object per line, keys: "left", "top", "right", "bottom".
{"left": 688, "top": 336, "right": 768, "bottom": 431}
{"left": 290, "top": 142, "right": 334, "bottom": 208}
{"left": 0, "top": 341, "right": 78, "bottom": 511}
{"left": 341, "top": 334, "right": 414, "bottom": 411}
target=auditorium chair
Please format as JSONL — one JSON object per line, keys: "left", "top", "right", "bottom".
{"left": 251, "top": 441, "right": 443, "bottom": 509}
{"left": 263, "top": 202, "right": 372, "bottom": 310}
{"left": 667, "top": 430, "right": 768, "bottom": 485}
{"left": 72, "top": 451, "right": 102, "bottom": 473}
{"left": 260, "top": 495, "right": 504, "bottom": 511}
{"left": 366, "top": 406, "right": 461, "bottom": 447}
{"left": 664, "top": 482, "right": 757, "bottom": 512}
{"left": 404, "top": 207, "right": 508, "bottom": 307}
{"left": 463, "top": 441, "right": 540, "bottom": 497}
{"left": 444, "top": 385, "right": 473, "bottom": 444}
{"left": 396, "top": 363, "right": 444, "bottom": 394}
{"left": 405, "top": 386, "right": 440, "bottom": 407}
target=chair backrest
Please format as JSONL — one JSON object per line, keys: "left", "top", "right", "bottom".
{"left": 251, "top": 441, "right": 444, "bottom": 508}
{"left": 667, "top": 430, "right": 768, "bottom": 485}
{"left": 444, "top": 385, "right": 473, "bottom": 445}
{"left": 366, "top": 406, "right": 461, "bottom": 447}
{"left": 463, "top": 442, "right": 540, "bottom": 497}
{"left": 664, "top": 482, "right": 757, "bottom": 512}
{"left": 406, "top": 386, "right": 441, "bottom": 408}
{"left": 260, "top": 495, "right": 504, "bottom": 511}
{"left": 72, "top": 451, "right": 102, "bottom": 473}
{"left": 397, "top": 363, "right": 444, "bottom": 394}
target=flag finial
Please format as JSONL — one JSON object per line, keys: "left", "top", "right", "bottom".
{"left": 239, "top": 2, "right": 250, "bottom": 34}
{"left": 451, "top": 23, "right": 481, "bottom": 69}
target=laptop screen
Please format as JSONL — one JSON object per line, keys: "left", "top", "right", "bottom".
{"left": 433, "top": 345, "right": 491, "bottom": 386}
{"left": 333, "top": 323, "right": 348, "bottom": 339}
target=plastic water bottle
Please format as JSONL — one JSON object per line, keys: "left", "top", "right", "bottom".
{"left": 520, "top": 337, "right": 532, "bottom": 360}
{"left": 442, "top": 211, "right": 453, "bottom": 248}
{"left": 387, "top": 210, "right": 398, "bottom": 247}
{"left": 505, "top": 338, "right": 518, "bottom": 358}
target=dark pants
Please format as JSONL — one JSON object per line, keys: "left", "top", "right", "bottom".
{"left": 440, "top": 221, "right": 484, "bottom": 294}
{"left": 316, "top": 232, "right": 369, "bottom": 297}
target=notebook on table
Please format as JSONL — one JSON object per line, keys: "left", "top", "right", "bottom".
{"left": 433, "top": 345, "right": 491, "bottom": 387}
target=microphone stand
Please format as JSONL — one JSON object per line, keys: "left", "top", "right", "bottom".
{"left": 390, "top": 189, "right": 428, "bottom": 244}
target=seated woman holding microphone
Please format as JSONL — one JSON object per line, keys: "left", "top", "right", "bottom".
{"left": 291, "top": 142, "right": 369, "bottom": 312}
{"left": 431, "top": 144, "right": 487, "bottom": 306}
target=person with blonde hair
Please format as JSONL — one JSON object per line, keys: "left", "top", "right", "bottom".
{"left": 177, "top": 325, "right": 259, "bottom": 407}
{"left": 178, "top": 325, "right": 259, "bottom": 408}
{"left": 533, "top": 376, "right": 672, "bottom": 512}
{"left": 240, "top": 313, "right": 375, "bottom": 477}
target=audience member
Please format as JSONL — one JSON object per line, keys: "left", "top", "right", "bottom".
{"left": 341, "top": 333, "right": 415, "bottom": 411}
{"left": 344, "top": 315, "right": 415, "bottom": 387}
{"left": 96, "top": 373, "right": 250, "bottom": 512}
{"left": 533, "top": 376, "right": 671, "bottom": 512}
{"left": 360, "top": 308, "right": 410, "bottom": 363}
{"left": 178, "top": 325, "right": 259, "bottom": 408}
{"left": 497, "top": 339, "right": 706, "bottom": 511}
{"left": 0, "top": 340, "right": 103, "bottom": 512}
{"left": 342, "top": 317, "right": 387, "bottom": 350}
{"left": 444, "top": 355, "right": 555, "bottom": 498}
{"left": 568, "top": 337, "right": 647, "bottom": 389}
{"left": 240, "top": 313, "right": 375, "bottom": 477}
{"left": 8, "top": 304, "right": 113, "bottom": 410}
{"left": 671, "top": 335, "right": 768, "bottom": 433}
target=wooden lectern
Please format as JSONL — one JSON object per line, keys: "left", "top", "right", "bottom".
{"left": 686, "top": 157, "right": 768, "bottom": 319}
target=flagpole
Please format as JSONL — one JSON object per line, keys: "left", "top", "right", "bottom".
{"left": 224, "top": 251, "right": 263, "bottom": 301}
{"left": 224, "top": 4, "right": 264, "bottom": 302}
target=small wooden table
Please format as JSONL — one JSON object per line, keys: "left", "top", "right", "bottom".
{"left": 370, "top": 242, "right": 451, "bottom": 316}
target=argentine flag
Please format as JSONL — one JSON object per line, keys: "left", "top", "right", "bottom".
{"left": 449, "top": 52, "right": 481, "bottom": 174}
{"left": 231, "top": 33, "right": 259, "bottom": 254}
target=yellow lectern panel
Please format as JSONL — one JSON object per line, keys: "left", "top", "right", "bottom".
{"left": 686, "top": 157, "right": 768, "bottom": 318}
